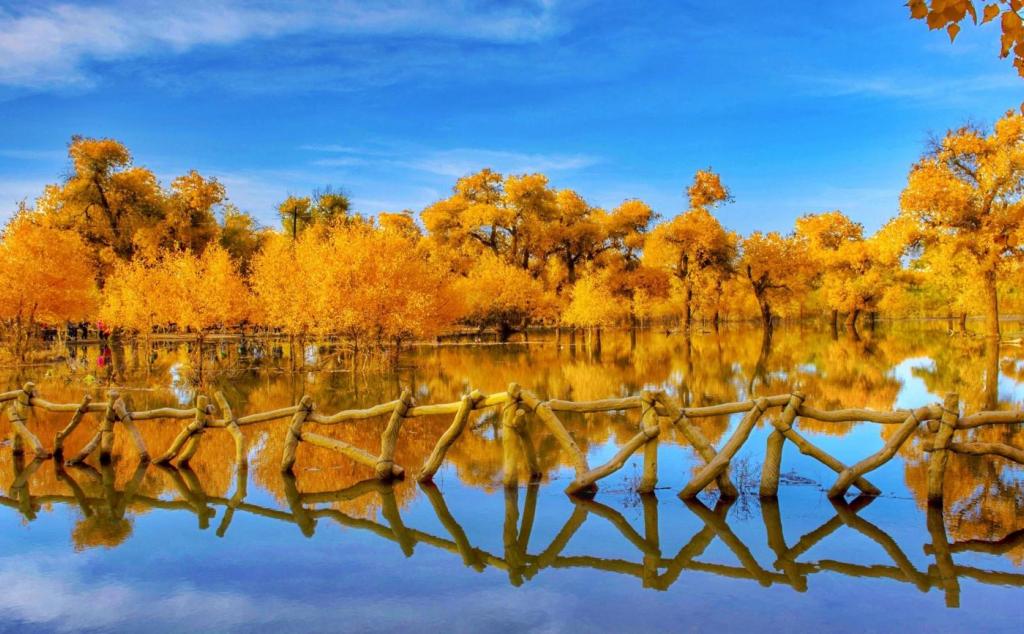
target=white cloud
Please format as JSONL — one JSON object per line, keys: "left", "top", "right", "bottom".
{"left": 0, "top": 1, "right": 564, "bottom": 89}
{"left": 792, "top": 71, "right": 1019, "bottom": 102}
{"left": 401, "top": 148, "right": 599, "bottom": 178}
{"left": 0, "top": 554, "right": 579, "bottom": 632}
{"left": 0, "top": 177, "right": 50, "bottom": 220}
{"left": 304, "top": 143, "right": 600, "bottom": 177}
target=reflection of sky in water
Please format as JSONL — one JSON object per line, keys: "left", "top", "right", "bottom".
{"left": 2, "top": 325, "right": 1024, "bottom": 631}
{"left": 893, "top": 357, "right": 936, "bottom": 410}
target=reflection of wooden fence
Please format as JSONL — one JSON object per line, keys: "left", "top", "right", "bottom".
{"left": 3, "top": 382, "right": 1023, "bottom": 501}
{"left": 3, "top": 457, "right": 1021, "bottom": 607}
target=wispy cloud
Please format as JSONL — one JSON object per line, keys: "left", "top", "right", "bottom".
{"left": 0, "top": 1, "right": 564, "bottom": 89}
{"left": 792, "top": 71, "right": 1019, "bottom": 102}
{"left": 0, "top": 177, "right": 51, "bottom": 219}
{"left": 304, "top": 144, "right": 600, "bottom": 177}
{"left": 0, "top": 148, "right": 65, "bottom": 161}
{"left": 0, "top": 554, "right": 579, "bottom": 632}
{"left": 402, "top": 148, "right": 599, "bottom": 178}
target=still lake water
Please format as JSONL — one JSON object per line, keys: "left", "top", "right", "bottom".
{"left": 1, "top": 322, "right": 1022, "bottom": 632}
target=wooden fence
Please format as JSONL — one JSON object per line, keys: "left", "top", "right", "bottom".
{"left": 3, "top": 458, "right": 1021, "bottom": 606}
{"left": 2, "top": 381, "right": 1023, "bottom": 502}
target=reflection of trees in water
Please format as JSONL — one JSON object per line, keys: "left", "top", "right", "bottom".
{"left": 2, "top": 322, "right": 1023, "bottom": 556}
{"left": 3, "top": 457, "right": 1022, "bottom": 605}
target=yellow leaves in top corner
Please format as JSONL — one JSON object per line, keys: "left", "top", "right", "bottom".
{"left": 909, "top": 1, "right": 1024, "bottom": 76}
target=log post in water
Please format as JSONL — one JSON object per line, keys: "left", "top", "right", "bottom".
{"left": 654, "top": 393, "right": 739, "bottom": 498}
{"left": 215, "top": 391, "right": 247, "bottom": 466}
{"left": 8, "top": 383, "right": 50, "bottom": 459}
{"left": 280, "top": 395, "right": 314, "bottom": 472}
{"left": 417, "top": 390, "right": 483, "bottom": 482}
{"left": 375, "top": 389, "right": 413, "bottom": 480}
{"left": 156, "top": 395, "right": 209, "bottom": 464}
{"left": 679, "top": 398, "right": 769, "bottom": 499}
{"left": 638, "top": 391, "right": 660, "bottom": 493}
{"left": 768, "top": 414, "right": 881, "bottom": 496}
{"left": 113, "top": 398, "right": 149, "bottom": 462}
{"left": 760, "top": 392, "right": 805, "bottom": 497}
{"left": 177, "top": 396, "right": 212, "bottom": 466}
{"left": 97, "top": 390, "right": 119, "bottom": 463}
{"left": 828, "top": 404, "right": 937, "bottom": 498}
{"left": 927, "top": 393, "right": 960, "bottom": 504}
{"left": 54, "top": 394, "right": 93, "bottom": 458}
{"left": 501, "top": 383, "right": 523, "bottom": 487}
{"left": 519, "top": 389, "right": 591, "bottom": 485}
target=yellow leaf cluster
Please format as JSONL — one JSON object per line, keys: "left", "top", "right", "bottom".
{"left": 908, "top": 0, "right": 1024, "bottom": 75}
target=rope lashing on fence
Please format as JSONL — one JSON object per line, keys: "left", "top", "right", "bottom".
{"left": 3, "top": 381, "right": 1024, "bottom": 499}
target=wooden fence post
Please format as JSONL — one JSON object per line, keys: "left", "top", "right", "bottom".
{"left": 501, "top": 383, "right": 523, "bottom": 487}
{"left": 760, "top": 391, "right": 804, "bottom": 497}
{"left": 98, "top": 391, "right": 119, "bottom": 463}
{"left": 638, "top": 391, "right": 661, "bottom": 493}
{"left": 376, "top": 389, "right": 412, "bottom": 479}
{"left": 679, "top": 398, "right": 769, "bottom": 499}
{"left": 417, "top": 390, "right": 484, "bottom": 482}
{"left": 113, "top": 398, "right": 149, "bottom": 461}
{"left": 177, "top": 396, "right": 212, "bottom": 465}
{"left": 156, "top": 395, "right": 209, "bottom": 464}
{"left": 519, "top": 389, "right": 590, "bottom": 483}
{"left": 8, "top": 383, "right": 50, "bottom": 459}
{"left": 927, "top": 393, "right": 960, "bottom": 504}
{"left": 654, "top": 393, "right": 739, "bottom": 498}
{"left": 215, "top": 391, "right": 247, "bottom": 466}
{"left": 280, "top": 395, "right": 313, "bottom": 473}
{"left": 828, "top": 404, "right": 937, "bottom": 498}
{"left": 54, "top": 395, "right": 93, "bottom": 458}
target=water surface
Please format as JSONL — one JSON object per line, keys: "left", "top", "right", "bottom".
{"left": 2, "top": 322, "right": 1022, "bottom": 632}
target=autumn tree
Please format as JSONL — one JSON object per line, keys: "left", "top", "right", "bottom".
{"left": 278, "top": 195, "right": 313, "bottom": 240}
{"left": 454, "top": 253, "right": 553, "bottom": 341}
{"left": 908, "top": 0, "right": 1024, "bottom": 76}
{"left": 314, "top": 224, "right": 458, "bottom": 357}
{"left": 644, "top": 169, "right": 737, "bottom": 330}
{"left": 0, "top": 212, "right": 98, "bottom": 360}
{"left": 422, "top": 169, "right": 558, "bottom": 274}
{"left": 548, "top": 189, "right": 606, "bottom": 286}
{"left": 739, "top": 231, "right": 813, "bottom": 336}
{"left": 562, "top": 271, "right": 629, "bottom": 327}
{"left": 37, "top": 136, "right": 164, "bottom": 272}
{"left": 252, "top": 223, "right": 457, "bottom": 362}
{"left": 796, "top": 210, "right": 866, "bottom": 328}
{"left": 218, "top": 204, "right": 265, "bottom": 272}
{"left": 101, "top": 245, "right": 252, "bottom": 337}
{"left": 99, "top": 257, "right": 173, "bottom": 336}
{"left": 900, "top": 110, "right": 1024, "bottom": 337}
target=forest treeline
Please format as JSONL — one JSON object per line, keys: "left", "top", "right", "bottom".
{"left": 0, "top": 109, "right": 1022, "bottom": 362}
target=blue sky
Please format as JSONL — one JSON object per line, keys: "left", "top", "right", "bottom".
{"left": 0, "top": 0, "right": 1020, "bottom": 234}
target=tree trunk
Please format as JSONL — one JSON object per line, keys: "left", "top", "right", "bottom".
{"left": 830, "top": 309, "right": 839, "bottom": 339}
{"left": 958, "top": 312, "right": 968, "bottom": 334}
{"left": 758, "top": 297, "right": 773, "bottom": 337}
{"left": 683, "top": 280, "right": 693, "bottom": 331}
{"left": 845, "top": 308, "right": 860, "bottom": 330}
{"left": 983, "top": 267, "right": 1000, "bottom": 338}
{"left": 983, "top": 335, "right": 999, "bottom": 410}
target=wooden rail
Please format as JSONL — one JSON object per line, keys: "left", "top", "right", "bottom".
{"left": 3, "top": 382, "right": 1023, "bottom": 501}
{"left": 3, "top": 458, "right": 1021, "bottom": 606}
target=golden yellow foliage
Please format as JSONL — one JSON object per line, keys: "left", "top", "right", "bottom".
{"left": 100, "top": 245, "right": 252, "bottom": 334}
{"left": 908, "top": 0, "right": 1024, "bottom": 76}
{"left": 454, "top": 252, "right": 554, "bottom": 341}
{"left": 0, "top": 212, "right": 98, "bottom": 358}
{"left": 900, "top": 109, "right": 1024, "bottom": 336}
